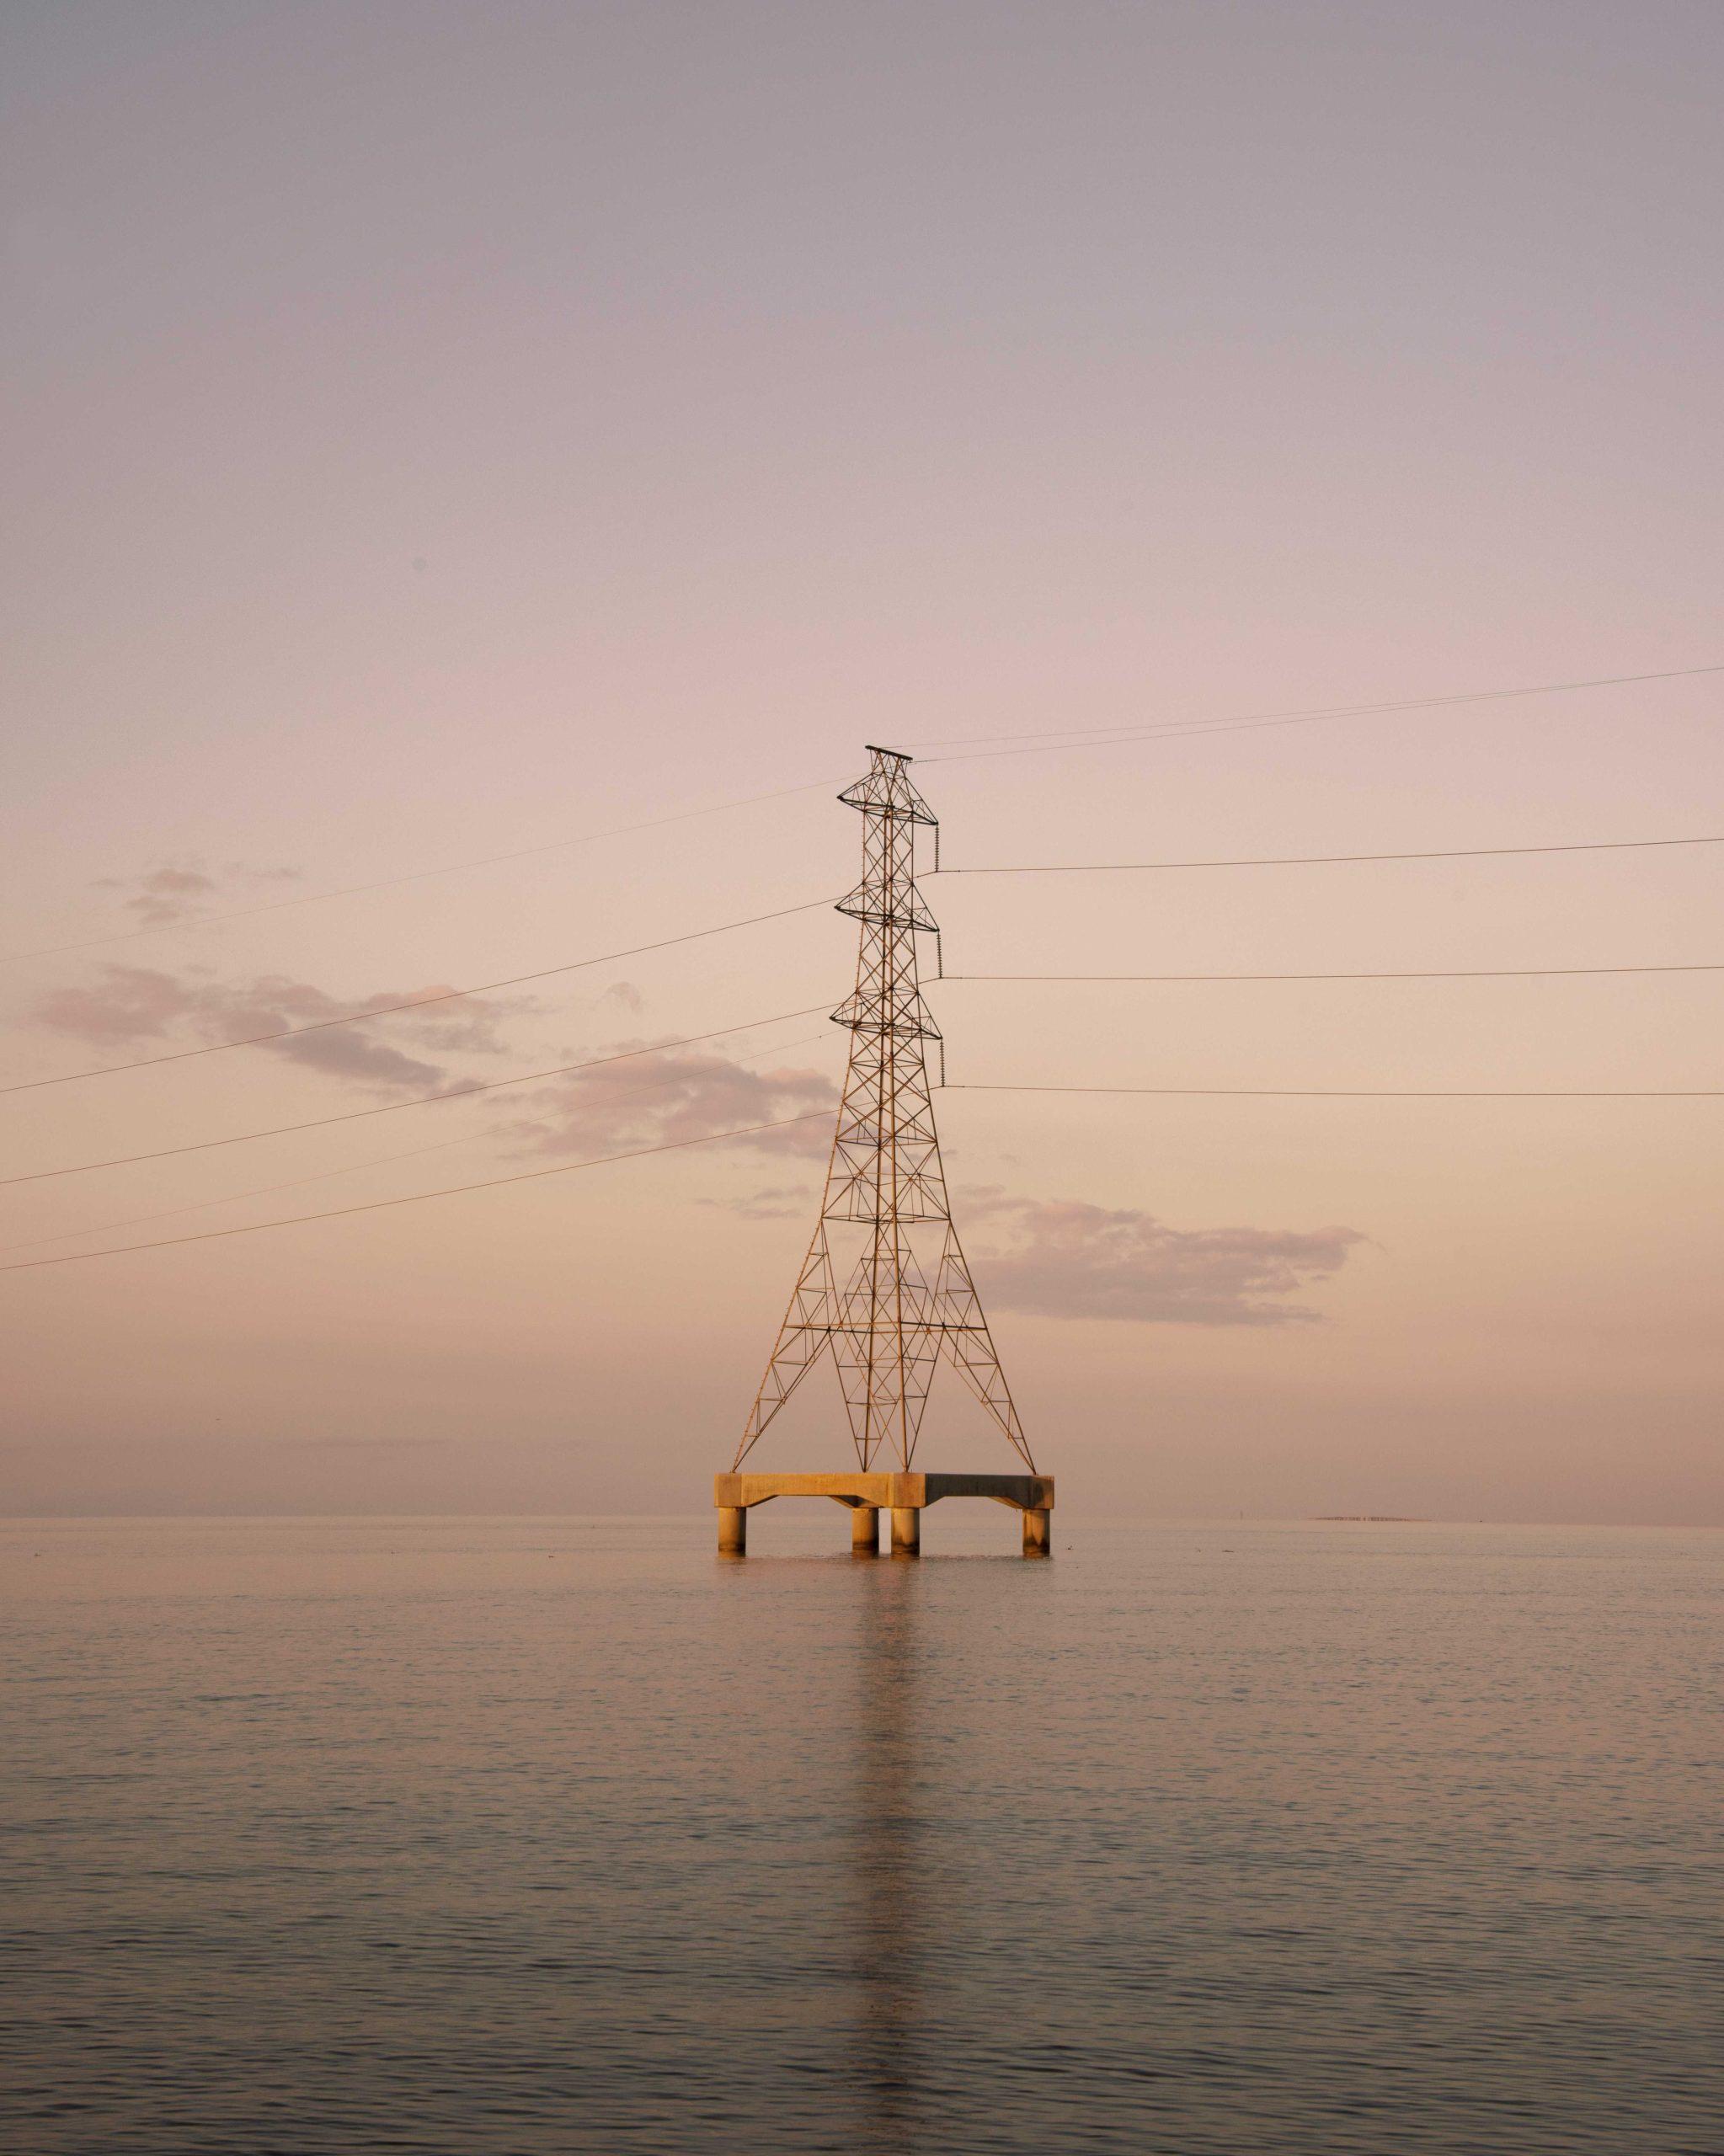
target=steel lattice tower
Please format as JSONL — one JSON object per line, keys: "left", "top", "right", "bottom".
{"left": 734, "top": 746, "right": 1035, "bottom": 1476}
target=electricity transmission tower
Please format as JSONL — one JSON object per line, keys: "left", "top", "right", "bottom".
{"left": 733, "top": 746, "right": 1036, "bottom": 1476}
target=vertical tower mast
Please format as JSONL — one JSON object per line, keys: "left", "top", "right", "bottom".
{"left": 734, "top": 747, "right": 1033, "bottom": 1474}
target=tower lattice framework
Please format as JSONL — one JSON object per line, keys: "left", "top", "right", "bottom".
{"left": 734, "top": 746, "right": 1034, "bottom": 1475}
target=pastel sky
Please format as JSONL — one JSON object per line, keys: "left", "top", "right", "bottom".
{"left": 3, "top": 1, "right": 1719, "bottom": 1522}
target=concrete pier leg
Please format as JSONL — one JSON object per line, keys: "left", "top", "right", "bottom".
{"left": 851, "top": 1504, "right": 880, "bottom": 1554}
{"left": 717, "top": 1505, "right": 747, "bottom": 1556}
{"left": 890, "top": 1507, "right": 921, "bottom": 1556}
{"left": 1022, "top": 1508, "right": 1051, "bottom": 1556}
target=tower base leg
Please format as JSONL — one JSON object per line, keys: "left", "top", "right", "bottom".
{"left": 1022, "top": 1508, "right": 1051, "bottom": 1556}
{"left": 851, "top": 1504, "right": 880, "bottom": 1554}
{"left": 718, "top": 1505, "right": 747, "bottom": 1556}
{"left": 890, "top": 1507, "right": 921, "bottom": 1556}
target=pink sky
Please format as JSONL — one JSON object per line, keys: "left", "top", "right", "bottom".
{"left": 3, "top": 2, "right": 1719, "bottom": 1521}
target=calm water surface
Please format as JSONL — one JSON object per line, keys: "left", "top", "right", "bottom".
{"left": 3, "top": 1514, "right": 1719, "bottom": 2154}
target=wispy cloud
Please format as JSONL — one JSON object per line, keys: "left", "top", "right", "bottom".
{"left": 95, "top": 859, "right": 301, "bottom": 926}
{"left": 961, "top": 1188, "right": 1365, "bottom": 1326}
{"left": 701, "top": 1179, "right": 820, "bottom": 1219}
{"left": 34, "top": 963, "right": 528, "bottom": 1095}
{"left": 502, "top": 1041, "right": 838, "bottom": 1157}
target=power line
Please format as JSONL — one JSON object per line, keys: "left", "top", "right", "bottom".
{"left": 907, "top": 661, "right": 1724, "bottom": 758}
{"left": 2, "top": 775, "right": 849, "bottom": 966}
{"left": 3, "top": 1130, "right": 492, "bottom": 1258}
{"left": 14, "top": 661, "right": 1716, "bottom": 966}
{"left": 937, "top": 834, "right": 1723, "bottom": 877}
{"left": 0, "top": 1005, "right": 834, "bottom": 1187}
{"left": 1, "top": 897, "right": 835, "bottom": 1097}
{"left": 3, "top": 1029, "right": 839, "bottom": 1252}
{"left": 947, "top": 962, "right": 1724, "bottom": 985}
{"left": 0, "top": 1108, "right": 832, "bottom": 1273}
{"left": 945, "top": 1081, "right": 1722, "bottom": 1099}
{"left": 22, "top": 661, "right": 1716, "bottom": 968}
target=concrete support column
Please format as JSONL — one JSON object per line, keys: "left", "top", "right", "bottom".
{"left": 890, "top": 1507, "right": 921, "bottom": 1556}
{"left": 717, "top": 1505, "right": 747, "bottom": 1556}
{"left": 1022, "top": 1508, "right": 1051, "bottom": 1556}
{"left": 851, "top": 1505, "right": 880, "bottom": 1554}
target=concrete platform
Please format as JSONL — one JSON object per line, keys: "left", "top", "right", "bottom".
{"left": 713, "top": 1470, "right": 1054, "bottom": 1556}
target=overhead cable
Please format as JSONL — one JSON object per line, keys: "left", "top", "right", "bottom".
{"left": 1, "top": 898, "right": 835, "bottom": 1097}
{"left": 945, "top": 1082, "right": 1721, "bottom": 1099}
{"left": 17, "top": 661, "right": 1717, "bottom": 964}
{"left": 937, "top": 834, "right": 1723, "bottom": 877}
{"left": 909, "top": 661, "right": 1724, "bottom": 759}
{"left": 3, "top": 1130, "right": 492, "bottom": 1259}
{"left": 947, "top": 963, "right": 1724, "bottom": 985}
{"left": 3, "top": 1030, "right": 839, "bottom": 1251}
{"left": 0, "top": 1108, "right": 832, "bottom": 1273}
{"left": 0, "top": 1005, "right": 834, "bottom": 1187}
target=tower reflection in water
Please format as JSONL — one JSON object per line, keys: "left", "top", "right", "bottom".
{"left": 850, "top": 1556, "right": 925, "bottom": 2151}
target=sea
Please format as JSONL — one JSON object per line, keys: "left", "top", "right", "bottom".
{"left": 3, "top": 1513, "right": 1719, "bottom": 2155}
